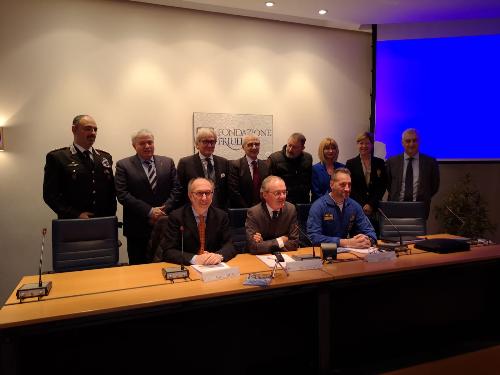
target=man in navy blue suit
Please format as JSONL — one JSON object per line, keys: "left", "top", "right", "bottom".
{"left": 115, "top": 129, "right": 181, "bottom": 264}
{"left": 156, "top": 178, "right": 237, "bottom": 265}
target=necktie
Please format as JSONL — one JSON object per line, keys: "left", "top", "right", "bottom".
{"left": 83, "top": 150, "right": 94, "bottom": 167}
{"left": 404, "top": 157, "right": 414, "bottom": 202}
{"left": 198, "top": 215, "right": 206, "bottom": 254}
{"left": 251, "top": 160, "right": 261, "bottom": 203}
{"left": 272, "top": 210, "right": 279, "bottom": 220}
{"left": 205, "top": 158, "right": 214, "bottom": 180}
{"left": 144, "top": 160, "right": 157, "bottom": 192}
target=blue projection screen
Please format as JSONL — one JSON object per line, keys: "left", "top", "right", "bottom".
{"left": 375, "top": 34, "right": 500, "bottom": 161}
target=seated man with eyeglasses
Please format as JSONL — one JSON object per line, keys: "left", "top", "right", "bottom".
{"left": 155, "top": 178, "right": 237, "bottom": 265}
{"left": 245, "top": 176, "right": 299, "bottom": 255}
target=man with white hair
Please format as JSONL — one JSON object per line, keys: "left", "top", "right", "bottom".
{"left": 386, "top": 128, "right": 440, "bottom": 218}
{"left": 115, "top": 129, "right": 181, "bottom": 264}
{"left": 177, "top": 127, "right": 229, "bottom": 208}
{"left": 245, "top": 176, "right": 299, "bottom": 254}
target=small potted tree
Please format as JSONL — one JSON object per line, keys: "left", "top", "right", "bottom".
{"left": 435, "top": 173, "right": 496, "bottom": 240}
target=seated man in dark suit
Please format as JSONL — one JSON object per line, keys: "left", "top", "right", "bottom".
{"left": 156, "top": 178, "right": 237, "bottom": 265}
{"left": 228, "top": 134, "right": 270, "bottom": 207}
{"left": 245, "top": 176, "right": 299, "bottom": 254}
{"left": 386, "top": 128, "right": 440, "bottom": 219}
{"left": 177, "top": 127, "right": 229, "bottom": 209}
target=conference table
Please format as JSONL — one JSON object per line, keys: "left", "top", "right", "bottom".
{"left": 2, "top": 239, "right": 500, "bottom": 374}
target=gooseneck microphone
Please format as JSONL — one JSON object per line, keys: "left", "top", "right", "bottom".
{"left": 38, "top": 228, "right": 47, "bottom": 287}
{"left": 162, "top": 224, "right": 190, "bottom": 281}
{"left": 180, "top": 225, "right": 185, "bottom": 270}
{"left": 16, "top": 228, "right": 53, "bottom": 301}
{"left": 294, "top": 224, "right": 320, "bottom": 259}
{"left": 377, "top": 208, "right": 409, "bottom": 254}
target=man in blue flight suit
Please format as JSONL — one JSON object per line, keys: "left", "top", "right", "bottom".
{"left": 43, "top": 114, "right": 116, "bottom": 219}
{"left": 307, "top": 168, "right": 376, "bottom": 248}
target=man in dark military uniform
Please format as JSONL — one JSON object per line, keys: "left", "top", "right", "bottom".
{"left": 43, "top": 114, "right": 116, "bottom": 219}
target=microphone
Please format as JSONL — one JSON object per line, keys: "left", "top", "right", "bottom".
{"left": 162, "top": 225, "right": 190, "bottom": 281}
{"left": 16, "top": 228, "right": 53, "bottom": 301}
{"left": 293, "top": 224, "right": 321, "bottom": 260}
{"left": 377, "top": 208, "right": 409, "bottom": 254}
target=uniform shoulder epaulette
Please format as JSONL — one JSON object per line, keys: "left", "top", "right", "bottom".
{"left": 49, "top": 146, "right": 69, "bottom": 153}
{"left": 96, "top": 149, "right": 112, "bottom": 156}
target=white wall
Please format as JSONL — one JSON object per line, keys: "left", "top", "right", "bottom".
{"left": 0, "top": 0, "right": 372, "bottom": 302}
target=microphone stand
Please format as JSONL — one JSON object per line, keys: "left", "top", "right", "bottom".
{"left": 271, "top": 253, "right": 289, "bottom": 278}
{"left": 378, "top": 208, "right": 410, "bottom": 256}
{"left": 294, "top": 224, "right": 321, "bottom": 260}
{"left": 162, "top": 225, "right": 190, "bottom": 281}
{"left": 16, "top": 228, "right": 53, "bottom": 301}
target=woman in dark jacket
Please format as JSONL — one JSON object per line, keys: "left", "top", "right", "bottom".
{"left": 345, "top": 132, "right": 387, "bottom": 234}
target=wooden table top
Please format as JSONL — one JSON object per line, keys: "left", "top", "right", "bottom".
{"left": 0, "top": 249, "right": 330, "bottom": 328}
{"left": 2, "top": 240, "right": 499, "bottom": 329}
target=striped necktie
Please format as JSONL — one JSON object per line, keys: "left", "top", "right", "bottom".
{"left": 144, "top": 159, "right": 157, "bottom": 192}
{"left": 198, "top": 215, "right": 206, "bottom": 254}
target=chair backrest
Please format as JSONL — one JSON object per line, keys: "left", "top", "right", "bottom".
{"left": 52, "top": 216, "right": 119, "bottom": 272}
{"left": 296, "top": 203, "right": 312, "bottom": 247}
{"left": 148, "top": 216, "right": 169, "bottom": 262}
{"left": 228, "top": 208, "right": 248, "bottom": 253}
{"left": 378, "top": 201, "right": 427, "bottom": 240}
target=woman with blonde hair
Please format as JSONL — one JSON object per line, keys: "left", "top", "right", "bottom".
{"left": 311, "top": 137, "right": 345, "bottom": 201}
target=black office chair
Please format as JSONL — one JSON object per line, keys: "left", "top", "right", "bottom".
{"left": 378, "top": 201, "right": 427, "bottom": 241}
{"left": 228, "top": 208, "right": 248, "bottom": 253}
{"left": 52, "top": 216, "right": 120, "bottom": 272}
{"left": 296, "top": 203, "right": 311, "bottom": 247}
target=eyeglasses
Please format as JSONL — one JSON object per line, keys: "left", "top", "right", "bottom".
{"left": 267, "top": 190, "right": 287, "bottom": 197}
{"left": 192, "top": 191, "right": 214, "bottom": 198}
{"left": 200, "top": 140, "right": 216, "bottom": 146}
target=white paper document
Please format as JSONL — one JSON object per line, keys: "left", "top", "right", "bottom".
{"left": 191, "top": 262, "right": 240, "bottom": 282}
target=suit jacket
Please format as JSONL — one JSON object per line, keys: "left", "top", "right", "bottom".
{"left": 386, "top": 152, "right": 440, "bottom": 218}
{"left": 43, "top": 144, "right": 116, "bottom": 219}
{"left": 345, "top": 155, "right": 387, "bottom": 210}
{"left": 177, "top": 153, "right": 229, "bottom": 209}
{"left": 228, "top": 156, "right": 270, "bottom": 208}
{"left": 157, "top": 205, "right": 237, "bottom": 265}
{"left": 245, "top": 202, "right": 299, "bottom": 255}
{"left": 115, "top": 154, "right": 182, "bottom": 238}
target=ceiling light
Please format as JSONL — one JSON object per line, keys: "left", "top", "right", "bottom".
{"left": 265, "top": 2, "right": 274, "bottom": 7}
{"left": 318, "top": 9, "right": 328, "bottom": 15}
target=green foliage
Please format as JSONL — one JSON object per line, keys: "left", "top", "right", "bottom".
{"left": 435, "top": 173, "right": 496, "bottom": 238}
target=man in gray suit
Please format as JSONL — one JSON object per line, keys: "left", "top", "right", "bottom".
{"left": 245, "top": 176, "right": 299, "bottom": 254}
{"left": 228, "top": 134, "right": 270, "bottom": 208}
{"left": 115, "top": 129, "right": 181, "bottom": 264}
{"left": 386, "top": 128, "right": 440, "bottom": 219}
